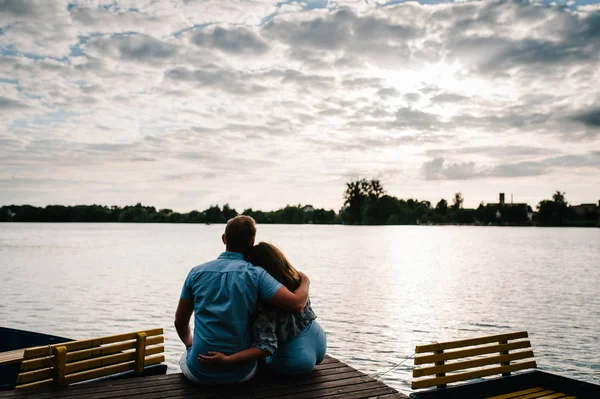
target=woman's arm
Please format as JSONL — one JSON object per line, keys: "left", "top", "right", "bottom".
{"left": 198, "top": 347, "right": 269, "bottom": 367}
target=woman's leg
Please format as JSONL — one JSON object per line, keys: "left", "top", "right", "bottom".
{"left": 311, "top": 320, "right": 327, "bottom": 365}
{"left": 267, "top": 320, "right": 327, "bottom": 374}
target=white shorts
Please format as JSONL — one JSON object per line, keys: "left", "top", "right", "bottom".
{"left": 179, "top": 351, "right": 257, "bottom": 384}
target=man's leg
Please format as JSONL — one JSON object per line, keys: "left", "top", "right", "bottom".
{"left": 179, "top": 351, "right": 204, "bottom": 384}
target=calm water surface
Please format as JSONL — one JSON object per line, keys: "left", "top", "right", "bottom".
{"left": 1, "top": 223, "right": 599, "bottom": 394}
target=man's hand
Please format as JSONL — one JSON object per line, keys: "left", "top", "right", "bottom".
{"left": 198, "top": 351, "right": 231, "bottom": 367}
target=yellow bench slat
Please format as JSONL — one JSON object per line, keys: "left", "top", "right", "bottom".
{"left": 534, "top": 394, "right": 570, "bottom": 399}
{"left": 15, "top": 378, "right": 53, "bottom": 390}
{"left": 411, "top": 360, "right": 538, "bottom": 389}
{"left": 486, "top": 387, "right": 546, "bottom": 399}
{"left": 413, "top": 350, "right": 535, "bottom": 377}
{"left": 16, "top": 367, "right": 53, "bottom": 385}
{"left": 20, "top": 335, "right": 164, "bottom": 372}
{"left": 64, "top": 354, "right": 164, "bottom": 385}
{"left": 23, "top": 328, "right": 163, "bottom": 359}
{"left": 416, "top": 332, "right": 529, "bottom": 353}
{"left": 510, "top": 391, "right": 555, "bottom": 399}
{"left": 414, "top": 341, "right": 532, "bottom": 365}
{"left": 66, "top": 345, "right": 164, "bottom": 374}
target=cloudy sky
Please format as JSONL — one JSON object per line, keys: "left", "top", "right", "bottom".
{"left": 1, "top": 0, "right": 599, "bottom": 211}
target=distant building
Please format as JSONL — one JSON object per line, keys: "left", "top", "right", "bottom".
{"left": 570, "top": 201, "right": 599, "bottom": 216}
{"left": 485, "top": 193, "right": 532, "bottom": 223}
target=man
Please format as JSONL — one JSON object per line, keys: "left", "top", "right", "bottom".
{"left": 175, "top": 215, "right": 310, "bottom": 384}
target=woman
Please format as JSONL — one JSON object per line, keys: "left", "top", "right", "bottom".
{"left": 198, "top": 242, "right": 327, "bottom": 374}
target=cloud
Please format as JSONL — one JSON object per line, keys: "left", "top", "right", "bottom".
{"left": 165, "top": 66, "right": 269, "bottom": 95}
{"left": 85, "top": 34, "right": 178, "bottom": 62}
{"left": 571, "top": 107, "right": 600, "bottom": 128}
{"left": 426, "top": 145, "right": 560, "bottom": 159}
{"left": 422, "top": 157, "right": 479, "bottom": 180}
{"left": 0, "top": 96, "right": 29, "bottom": 109}
{"left": 0, "top": 0, "right": 36, "bottom": 16}
{"left": 191, "top": 26, "right": 268, "bottom": 54}
{"left": 431, "top": 92, "right": 469, "bottom": 103}
{"left": 263, "top": 7, "right": 419, "bottom": 63}
{"left": 391, "top": 107, "right": 440, "bottom": 130}
{"left": 421, "top": 152, "right": 600, "bottom": 180}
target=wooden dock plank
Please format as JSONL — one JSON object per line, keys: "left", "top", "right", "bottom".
{"left": 8, "top": 365, "right": 360, "bottom": 399}
{"left": 0, "top": 355, "right": 408, "bottom": 399}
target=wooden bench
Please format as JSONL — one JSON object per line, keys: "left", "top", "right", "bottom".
{"left": 412, "top": 331, "right": 536, "bottom": 391}
{"left": 15, "top": 328, "right": 165, "bottom": 390}
{"left": 410, "top": 331, "right": 596, "bottom": 399}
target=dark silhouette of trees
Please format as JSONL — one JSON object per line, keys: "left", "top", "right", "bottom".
{"left": 537, "top": 191, "right": 569, "bottom": 226}
{"left": 452, "top": 193, "right": 464, "bottom": 210}
{"left": 1, "top": 186, "right": 595, "bottom": 227}
{"left": 0, "top": 203, "right": 338, "bottom": 224}
{"left": 343, "top": 179, "right": 385, "bottom": 225}
{"left": 435, "top": 199, "right": 448, "bottom": 215}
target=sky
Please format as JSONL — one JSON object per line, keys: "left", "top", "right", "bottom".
{"left": 1, "top": 0, "right": 599, "bottom": 212}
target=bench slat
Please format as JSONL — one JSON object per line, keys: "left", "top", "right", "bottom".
{"left": 64, "top": 354, "right": 164, "bottom": 385}
{"left": 413, "top": 350, "right": 535, "bottom": 377}
{"left": 411, "top": 360, "right": 538, "bottom": 389}
{"left": 23, "top": 328, "right": 163, "bottom": 359}
{"left": 67, "top": 345, "right": 164, "bottom": 374}
{"left": 414, "top": 341, "right": 532, "bottom": 365}
{"left": 485, "top": 387, "right": 546, "bottom": 399}
{"left": 16, "top": 367, "right": 53, "bottom": 385}
{"left": 14, "top": 378, "right": 53, "bottom": 390}
{"left": 510, "top": 390, "right": 554, "bottom": 399}
{"left": 20, "top": 336, "right": 164, "bottom": 372}
{"left": 415, "top": 332, "right": 529, "bottom": 353}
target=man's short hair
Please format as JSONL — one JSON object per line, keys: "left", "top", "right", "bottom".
{"left": 225, "top": 215, "right": 256, "bottom": 253}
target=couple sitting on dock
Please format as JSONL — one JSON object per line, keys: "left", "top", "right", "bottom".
{"left": 174, "top": 215, "right": 327, "bottom": 385}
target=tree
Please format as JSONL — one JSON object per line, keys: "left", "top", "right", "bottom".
{"left": 435, "top": 199, "right": 448, "bottom": 214}
{"left": 537, "top": 191, "right": 568, "bottom": 226}
{"left": 452, "top": 192, "right": 464, "bottom": 210}
{"left": 367, "top": 180, "right": 385, "bottom": 199}
{"left": 343, "top": 179, "right": 369, "bottom": 225}
{"left": 552, "top": 191, "right": 567, "bottom": 206}
{"left": 222, "top": 204, "right": 238, "bottom": 221}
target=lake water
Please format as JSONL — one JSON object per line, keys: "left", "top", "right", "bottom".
{"left": 1, "top": 223, "right": 599, "bottom": 394}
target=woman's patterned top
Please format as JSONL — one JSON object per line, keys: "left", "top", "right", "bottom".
{"left": 252, "top": 298, "right": 317, "bottom": 355}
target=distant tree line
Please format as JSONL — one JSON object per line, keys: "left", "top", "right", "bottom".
{"left": 342, "top": 179, "right": 478, "bottom": 225}
{"left": 0, "top": 203, "right": 338, "bottom": 224}
{"left": 1, "top": 182, "right": 598, "bottom": 226}
{"left": 341, "top": 179, "right": 597, "bottom": 227}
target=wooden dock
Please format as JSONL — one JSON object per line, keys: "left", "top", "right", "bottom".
{"left": 0, "top": 356, "right": 408, "bottom": 399}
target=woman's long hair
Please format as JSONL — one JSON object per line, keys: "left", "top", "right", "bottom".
{"left": 246, "top": 242, "right": 301, "bottom": 292}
